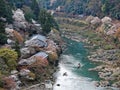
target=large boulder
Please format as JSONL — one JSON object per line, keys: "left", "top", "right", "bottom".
{"left": 19, "top": 69, "right": 30, "bottom": 76}
{"left": 12, "top": 9, "right": 25, "bottom": 22}
{"left": 112, "top": 81, "right": 120, "bottom": 88}
{"left": 19, "top": 69, "right": 35, "bottom": 80}
{"left": 13, "top": 21, "right": 28, "bottom": 30}
{"left": 97, "top": 17, "right": 112, "bottom": 33}
{"left": 20, "top": 47, "right": 36, "bottom": 58}
{"left": 90, "top": 17, "right": 101, "bottom": 25}
{"left": 45, "top": 39, "right": 58, "bottom": 52}
{"left": 101, "top": 16, "right": 112, "bottom": 24}
{"left": 18, "top": 57, "right": 36, "bottom": 66}
{"left": 100, "top": 23, "right": 113, "bottom": 33}
{"left": 5, "top": 28, "right": 14, "bottom": 37}
{"left": 0, "top": 17, "right": 6, "bottom": 22}
{"left": 25, "top": 35, "right": 47, "bottom": 48}
{"left": 12, "top": 9, "right": 28, "bottom": 30}
{"left": 106, "top": 24, "right": 120, "bottom": 35}
{"left": 99, "top": 81, "right": 110, "bottom": 87}
{"left": 11, "top": 70, "right": 18, "bottom": 75}
{"left": 7, "top": 39, "right": 15, "bottom": 45}
{"left": 29, "top": 24, "right": 42, "bottom": 35}
{"left": 48, "top": 29, "right": 62, "bottom": 44}
{"left": 85, "top": 15, "right": 94, "bottom": 24}
{"left": 19, "top": 51, "right": 48, "bottom": 66}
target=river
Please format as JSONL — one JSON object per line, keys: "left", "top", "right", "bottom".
{"left": 53, "top": 38, "right": 118, "bottom": 90}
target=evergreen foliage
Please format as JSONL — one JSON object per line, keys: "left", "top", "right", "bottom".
{"left": 7, "top": 0, "right": 40, "bottom": 20}
{"left": 5, "top": 0, "right": 59, "bottom": 34}
{"left": 22, "top": 5, "right": 35, "bottom": 22}
{"left": 38, "top": 9, "right": 59, "bottom": 34}
{"left": 49, "top": 0, "right": 120, "bottom": 20}
{"left": 0, "top": 0, "right": 13, "bottom": 23}
{"left": 0, "top": 22, "right": 7, "bottom": 45}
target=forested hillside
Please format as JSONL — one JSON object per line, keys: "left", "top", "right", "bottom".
{"left": 1, "top": 0, "right": 59, "bottom": 34}
{"left": 0, "top": 0, "right": 61, "bottom": 89}
{"left": 47, "top": 0, "right": 120, "bottom": 20}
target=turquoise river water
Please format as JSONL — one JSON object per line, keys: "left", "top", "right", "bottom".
{"left": 53, "top": 38, "right": 118, "bottom": 90}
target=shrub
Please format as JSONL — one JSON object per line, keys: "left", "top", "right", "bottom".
{"left": 2, "top": 77, "right": 16, "bottom": 89}
{"left": 28, "top": 72, "right": 36, "bottom": 80}
{"left": 48, "top": 52, "right": 58, "bottom": 61}
{"left": 103, "top": 44, "right": 114, "bottom": 50}
{"left": 0, "top": 48, "right": 18, "bottom": 70}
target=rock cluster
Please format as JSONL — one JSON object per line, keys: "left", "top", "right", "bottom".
{"left": 12, "top": 9, "right": 29, "bottom": 30}
{"left": 88, "top": 49, "right": 120, "bottom": 62}
{"left": 90, "top": 64, "right": 120, "bottom": 87}
{"left": 85, "top": 16, "right": 120, "bottom": 88}
{"left": 1, "top": 9, "right": 62, "bottom": 90}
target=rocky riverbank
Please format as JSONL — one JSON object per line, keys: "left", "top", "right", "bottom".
{"left": 57, "top": 16, "right": 120, "bottom": 88}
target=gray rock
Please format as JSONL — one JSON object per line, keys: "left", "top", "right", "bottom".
{"left": 11, "top": 70, "right": 18, "bottom": 75}
{"left": 99, "top": 81, "right": 110, "bottom": 87}
{"left": 0, "top": 17, "right": 6, "bottom": 21}
{"left": 12, "top": 9, "right": 25, "bottom": 22}
{"left": 12, "top": 9, "right": 28, "bottom": 30}
{"left": 19, "top": 69, "right": 30, "bottom": 76}
{"left": 13, "top": 21, "right": 28, "bottom": 30}
{"left": 85, "top": 15, "right": 94, "bottom": 24}
{"left": 7, "top": 39, "right": 15, "bottom": 45}
{"left": 91, "top": 17, "right": 101, "bottom": 25}
{"left": 112, "top": 81, "right": 120, "bottom": 88}
{"left": 20, "top": 47, "right": 36, "bottom": 58}
{"left": 5, "top": 28, "right": 14, "bottom": 37}
{"left": 18, "top": 57, "right": 36, "bottom": 66}
{"left": 25, "top": 35, "right": 47, "bottom": 48}
{"left": 101, "top": 16, "right": 112, "bottom": 24}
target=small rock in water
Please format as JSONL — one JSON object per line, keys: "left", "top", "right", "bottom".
{"left": 57, "top": 84, "right": 60, "bottom": 86}
{"left": 63, "top": 72, "right": 68, "bottom": 76}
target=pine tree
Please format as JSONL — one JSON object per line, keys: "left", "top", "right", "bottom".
{"left": 0, "top": 0, "right": 13, "bottom": 23}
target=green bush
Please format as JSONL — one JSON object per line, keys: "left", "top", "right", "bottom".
{"left": 103, "top": 44, "right": 114, "bottom": 50}
{"left": 0, "top": 48, "right": 18, "bottom": 71}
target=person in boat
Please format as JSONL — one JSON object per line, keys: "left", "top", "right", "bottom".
{"left": 77, "top": 63, "right": 81, "bottom": 69}
{"left": 63, "top": 72, "right": 67, "bottom": 76}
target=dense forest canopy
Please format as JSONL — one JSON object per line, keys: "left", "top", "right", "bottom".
{"left": 42, "top": 0, "right": 120, "bottom": 20}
